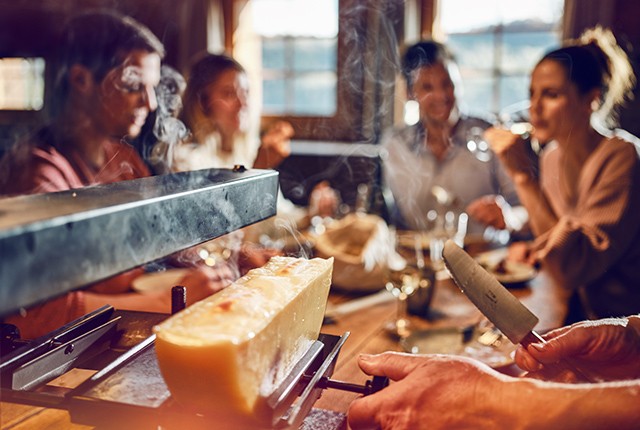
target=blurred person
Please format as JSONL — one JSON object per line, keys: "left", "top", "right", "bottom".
{"left": 133, "top": 64, "right": 189, "bottom": 175}
{"left": 0, "top": 11, "right": 231, "bottom": 339}
{"left": 381, "top": 40, "right": 526, "bottom": 235}
{"left": 485, "top": 27, "right": 640, "bottom": 321}
{"left": 173, "top": 53, "right": 338, "bottom": 250}
{"left": 348, "top": 314, "right": 640, "bottom": 429}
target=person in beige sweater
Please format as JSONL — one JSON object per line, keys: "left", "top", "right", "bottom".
{"left": 346, "top": 28, "right": 640, "bottom": 430}
{"left": 485, "top": 27, "right": 640, "bottom": 321}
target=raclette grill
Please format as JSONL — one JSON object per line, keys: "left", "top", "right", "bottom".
{"left": 1, "top": 304, "right": 386, "bottom": 429}
{"left": 0, "top": 168, "right": 386, "bottom": 429}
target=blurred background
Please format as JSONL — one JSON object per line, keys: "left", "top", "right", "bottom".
{"left": 1, "top": 0, "right": 638, "bottom": 214}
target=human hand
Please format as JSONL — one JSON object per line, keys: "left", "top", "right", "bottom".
{"left": 506, "top": 241, "right": 536, "bottom": 264}
{"left": 484, "top": 127, "right": 534, "bottom": 183}
{"left": 348, "top": 352, "right": 513, "bottom": 430}
{"left": 515, "top": 316, "right": 640, "bottom": 382}
{"left": 89, "top": 267, "right": 147, "bottom": 294}
{"left": 253, "top": 120, "right": 294, "bottom": 169}
{"left": 466, "top": 195, "right": 506, "bottom": 229}
{"left": 309, "top": 180, "right": 339, "bottom": 218}
{"left": 176, "top": 265, "right": 235, "bottom": 305}
{"left": 238, "top": 242, "right": 282, "bottom": 274}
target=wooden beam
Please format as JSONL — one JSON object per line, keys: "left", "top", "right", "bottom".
{"left": 224, "top": 0, "right": 234, "bottom": 53}
{"left": 420, "top": 0, "right": 436, "bottom": 38}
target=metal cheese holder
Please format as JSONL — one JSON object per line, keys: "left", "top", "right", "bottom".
{"left": 0, "top": 167, "right": 386, "bottom": 429}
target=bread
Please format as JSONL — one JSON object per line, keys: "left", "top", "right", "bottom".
{"left": 153, "top": 256, "right": 333, "bottom": 425}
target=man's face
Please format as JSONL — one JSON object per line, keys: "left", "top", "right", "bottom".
{"left": 92, "top": 50, "right": 162, "bottom": 139}
{"left": 410, "top": 63, "right": 456, "bottom": 125}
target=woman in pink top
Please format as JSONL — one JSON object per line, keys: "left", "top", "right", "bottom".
{"left": 485, "top": 27, "right": 640, "bottom": 321}
{"left": 0, "top": 11, "right": 230, "bottom": 338}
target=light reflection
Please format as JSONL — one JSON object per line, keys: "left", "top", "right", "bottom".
{"left": 251, "top": 0, "right": 338, "bottom": 37}
{"left": 404, "top": 100, "right": 420, "bottom": 126}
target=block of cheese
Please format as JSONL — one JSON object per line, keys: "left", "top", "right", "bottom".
{"left": 153, "top": 256, "right": 333, "bottom": 426}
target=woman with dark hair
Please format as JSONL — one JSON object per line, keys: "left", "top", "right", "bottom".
{"left": 486, "top": 27, "right": 640, "bottom": 321}
{"left": 345, "top": 28, "right": 640, "bottom": 430}
{"left": 0, "top": 11, "right": 230, "bottom": 338}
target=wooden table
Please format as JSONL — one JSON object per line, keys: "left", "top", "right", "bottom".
{"left": 314, "top": 268, "right": 569, "bottom": 414}
{"left": 1, "top": 267, "right": 569, "bottom": 429}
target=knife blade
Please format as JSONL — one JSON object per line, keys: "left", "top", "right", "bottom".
{"left": 442, "top": 239, "right": 540, "bottom": 345}
{"left": 442, "top": 239, "right": 594, "bottom": 381}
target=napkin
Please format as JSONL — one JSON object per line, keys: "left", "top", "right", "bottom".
{"left": 314, "top": 213, "right": 395, "bottom": 291}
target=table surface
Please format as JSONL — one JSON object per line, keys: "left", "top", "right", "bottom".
{"left": 315, "top": 268, "right": 568, "bottom": 414}
{"left": 1, "top": 250, "right": 569, "bottom": 429}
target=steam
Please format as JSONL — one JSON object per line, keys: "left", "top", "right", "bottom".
{"left": 142, "top": 65, "right": 189, "bottom": 174}
{"left": 116, "top": 64, "right": 145, "bottom": 92}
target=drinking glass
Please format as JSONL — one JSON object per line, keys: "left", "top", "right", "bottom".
{"left": 407, "top": 234, "right": 437, "bottom": 320}
{"left": 427, "top": 209, "right": 468, "bottom": 271}
{"left": 384, "top": 231, "right": 422, "bottom": 338}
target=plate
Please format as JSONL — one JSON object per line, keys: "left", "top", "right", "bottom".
{"left": 132, "top": 269, "right": 190, "bottom": 294}
{"left": 400, "top": 327, "right": 517, "bottom": 369}
{"left": 475, "top": 248, "right": 537, "bottom": 286}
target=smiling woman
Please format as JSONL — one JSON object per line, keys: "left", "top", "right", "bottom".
{"left": 90, "top": 50, "right": 162, "bottom": 139}
{"left": 485, "top": 26, "right": 640, "bottom": 322}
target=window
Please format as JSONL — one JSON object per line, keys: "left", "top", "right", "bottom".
{"left": 247, "top": 0, "right": 338, "bottom": 116}
{"left": 0, "top": 57, "right": 45, "bottom": 111}
{"left": 435, "top": 0, "right": 564, "bottom": 119}
{"left": 234, "top": 0, "right": 402, "bottom": 142}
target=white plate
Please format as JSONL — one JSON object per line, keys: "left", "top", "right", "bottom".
{"left": 132, "top": 269, "right": 190, "bottom": 294}
{"left": 401, "top": 327, "right": 516, "bottom": 369}
{"left": 475, "top": 248, "right": 537, "bottom": 286}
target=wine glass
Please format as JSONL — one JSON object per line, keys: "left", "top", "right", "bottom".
{"left": 384, "top": 231, "right": 421, "bottom": 339}
{"left": 426, "top": 208, "right": 468, "bottom": 271}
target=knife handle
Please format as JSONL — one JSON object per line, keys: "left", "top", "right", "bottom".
{"left": 521, "top": 331, "right": 596, "bottom": 383}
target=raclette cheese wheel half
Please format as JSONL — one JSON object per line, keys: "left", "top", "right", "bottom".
{"left": 153, "top": 256, "right": 334, "bottom": 426}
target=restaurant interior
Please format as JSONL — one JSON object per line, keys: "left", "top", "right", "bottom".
{"left": 1, "top": 0, "right": 639, "bottom": 429}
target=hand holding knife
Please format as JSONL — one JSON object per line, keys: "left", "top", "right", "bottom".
{"left": 442, "top": 240, "right": 594, "bottom": 382}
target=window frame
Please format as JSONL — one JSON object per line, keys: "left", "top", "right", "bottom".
{"left": 234, "top": 0, "right": 403, "bottom": 143}
{"left": 434, "top": 0, "right": 564, "bottom": 116}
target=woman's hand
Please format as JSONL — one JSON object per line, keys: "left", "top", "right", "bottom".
{"left": 484, "top": 127, "right": 535, "bottom": 184}
{"left": 175, "top": 265, "right": 236, "bottom": 305}
{"left": 237, "top": 242, "right": 283, "bottom": 274}
{"left": 253, "top": 120, "right": 294, "bottom": 169}
{"left": 466, "top": 195, "right": 507, "bottom": 229}
{"left": 515, "top": 316, "right": 640, "bottom": 382}
{"left": 507, "top": 240, "right": 535, "bottom": 264}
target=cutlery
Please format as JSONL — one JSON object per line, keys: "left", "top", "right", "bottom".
{"left": 442, "top": 240, "right": 594, "bottom": 381}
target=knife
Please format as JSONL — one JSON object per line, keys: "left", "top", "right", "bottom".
{"left": 442, "top": 240, "right": 593, "bottom": 381}
{"left": 441, "top": 240, "right": 541, "bottom": 346}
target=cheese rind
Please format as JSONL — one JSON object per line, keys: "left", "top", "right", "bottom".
{"left": 153, "top": 256, "right": 333, "bottom": 424}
